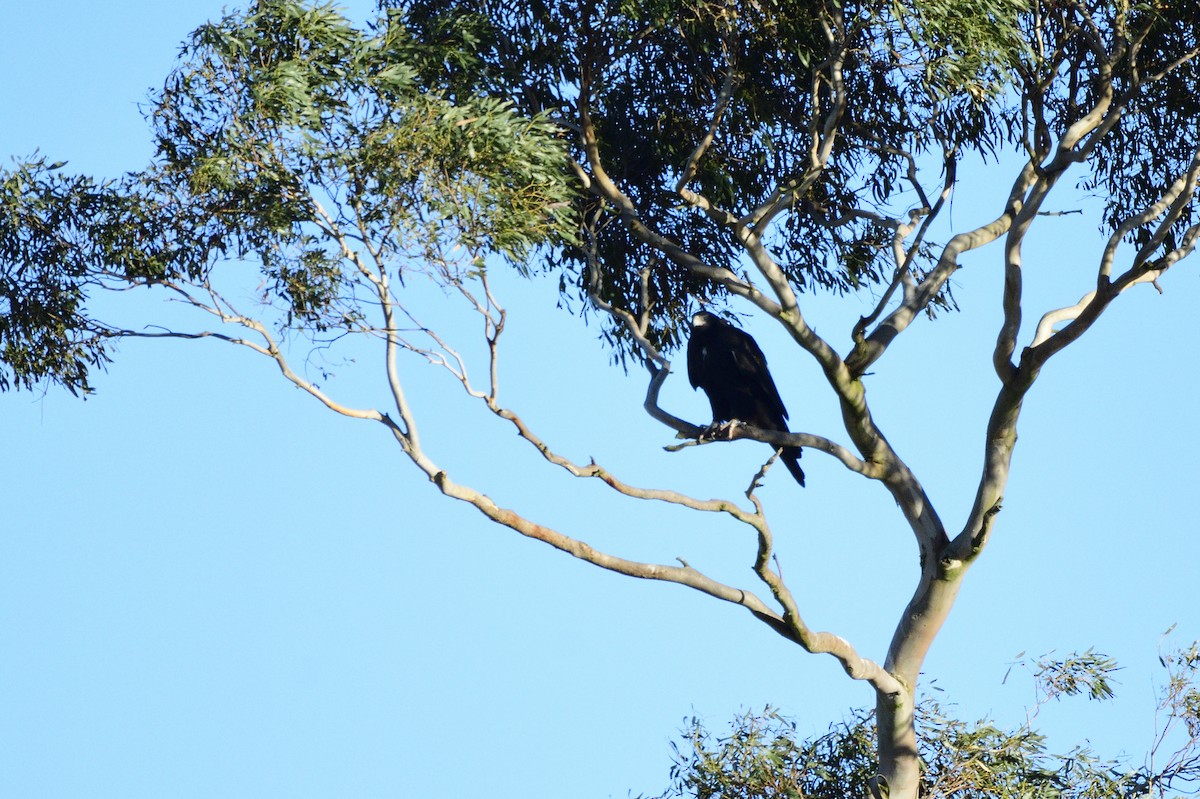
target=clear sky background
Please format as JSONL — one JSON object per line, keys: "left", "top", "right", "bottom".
{"left": 1, "top": 2, "right": 1197, "bottom": 797}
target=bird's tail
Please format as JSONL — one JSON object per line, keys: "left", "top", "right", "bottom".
{"left": 781, "top": 447, "right": 806, "bottom": 487}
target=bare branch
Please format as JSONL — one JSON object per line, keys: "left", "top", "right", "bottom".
{"left": 854, "top": 154, "right": 956, "bottom": 345}
{"left": 487, "top": 397, "right": 768, "bottom": 523}
{"left": 1034, "top": 148, "right": 1200, "bottom": 349}
{"left": 1145, "top": 46, "right": 1200, "bottom": 84}
{"left": 428, "top": 459, "right": 903, "bottom": 694}
{"left": 706, "top": 422, "right": 884, "bottom": 480}
{"left": 1128, "top": 149, "right": 1200, "bottom": 272}
{"left": 116, "top": 314, "right": 386, "bottom": 426}
{"left": 406, "top": 264, "right": 788, "bottom": 532}
{"left": 1031, "top": 289, "right": 1099, "bottom": 348}
{"left": 1033, "top": 222, "right": 1200, "bottom": 349}
{"left": 642, "top": 363, "right": 701, "bottom": 434}
{"left": 677, "top": 186, "right": 741, "bottom": 232}
{"left": 848, "top": 15, "right": 1145, "bottom": 381}
{"left": 845, "top": 184, "right": 1029, "bottom": 376}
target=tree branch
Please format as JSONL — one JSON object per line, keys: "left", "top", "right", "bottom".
{"left": 743, "top": 6, "right": 848, "bottom": 235}
{"left": 846, "top": 161, "right": 1040, "bottom": 377}
{"left": 675, "top": 40, "right": 739, "bottom": 195}
{"left": 426, "top": 458, "right": 902, "bottom": 694}
{"left": 575, "top": 46, "right": 769, "bottom": 307}
{"left": 853, "top": 153, "right": 955, "bottom": 346}
{"left": 1034, "top": 148, "right": 1200, "bottom": 349}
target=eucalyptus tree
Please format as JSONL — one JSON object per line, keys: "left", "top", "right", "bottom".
{"left": 392, "top": 0, "right": 1200, "bottom": 794}
{"left": 2, "top": 1, "right": 1199, "bottom": 797}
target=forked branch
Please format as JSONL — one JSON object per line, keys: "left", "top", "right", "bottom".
{"left": 1033, "top": 148, "right": 1200, "bottom": 350}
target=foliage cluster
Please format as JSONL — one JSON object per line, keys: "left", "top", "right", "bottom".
{"left": 0, "top": 0, "right": 577, "bottom": 392}
{"left": 396, "top": 0, "right": 1026, "bottom": 353}
{"left": 0, "top": 159, "right": 113, "bottom": 393}
{"left": 650, "top": 646, "right": 1200, "bottom": 799}
{"left": 393, "top": 0, "right": 1200, "bottom": 362}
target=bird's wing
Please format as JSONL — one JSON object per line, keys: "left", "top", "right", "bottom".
{"left": 727, "top": 327, "right": 790, "bottom": 423}
{"left": 686, "top": 329, "right": 705, "bottom": 389}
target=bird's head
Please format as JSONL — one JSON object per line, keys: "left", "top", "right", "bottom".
{"left": 691, "top": 310, "right": 720, "bottom": 329}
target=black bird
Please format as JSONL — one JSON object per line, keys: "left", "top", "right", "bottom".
{"left": 687, "top": 311, "right": 806, "bottom": 486}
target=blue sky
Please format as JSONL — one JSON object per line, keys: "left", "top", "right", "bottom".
{"left": 2, "top": 2, "right": 1197, "bottom": 797}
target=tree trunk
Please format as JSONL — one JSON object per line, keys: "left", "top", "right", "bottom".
{"left": 874, "top": 557, "right": 970, "bottom": 798}
{"left": 876, "top": 687, "right": 920, "bottom": 798}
